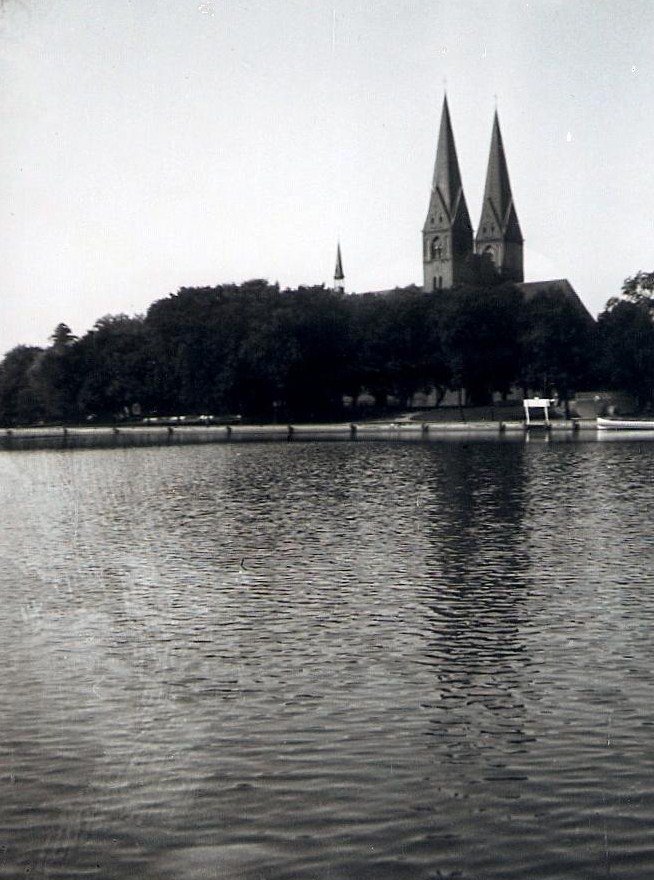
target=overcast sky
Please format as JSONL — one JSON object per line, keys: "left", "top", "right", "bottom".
{"left": 2, "top": 0, "right": 653, "bottom": 356}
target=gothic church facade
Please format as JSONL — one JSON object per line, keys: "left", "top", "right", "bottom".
{"left": 423, "top": 97, "right": 524, "bottom": 291}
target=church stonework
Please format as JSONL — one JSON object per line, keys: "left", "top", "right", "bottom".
{"left": 423, "top": 99, "right": 524, "bottom": 290}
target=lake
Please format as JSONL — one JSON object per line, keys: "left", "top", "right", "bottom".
{"left": 1, "top": 438, "right": 653, "bottom": 879}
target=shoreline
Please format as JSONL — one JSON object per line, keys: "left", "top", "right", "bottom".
{"left": 0, "top": 419, "right": 605, "bottom": 451}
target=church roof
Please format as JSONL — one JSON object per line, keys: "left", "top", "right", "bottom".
{"left": 518, "top": 279, "right": 594, "bottom": 324}
{"left": 425, "top": 96, "right": 472, "bottom": 231}
{"left": 477, "top": 112, "right": 523, "bottom": 244}
{"left": 354, "top": 280, "right": 594, "bottom": 325}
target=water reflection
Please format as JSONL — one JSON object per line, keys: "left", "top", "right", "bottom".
{"left": 407, "top": 445, "right": 534, "bottom": 869}
{"left": 420, "top": 443, "right": 530, "bottom": 679}
{"left": 2, "top": 442, "right": 654, "bottom": 879}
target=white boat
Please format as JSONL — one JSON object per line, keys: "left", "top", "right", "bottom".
{"left": 597, "top": 416, "right": 654, "bottom": 430}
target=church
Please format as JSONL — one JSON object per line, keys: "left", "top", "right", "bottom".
{"left": 423, "top": 96, "right": 523, "bottom": 291}
{"left": 422, "top": 96, "right": 592, "bottom": 320}
{"left": 337, "top": 96, "right": 592, "bottom": 323}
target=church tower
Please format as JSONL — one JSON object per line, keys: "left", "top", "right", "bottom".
{"left": 475, "top": 111, "right": 524, "bottom": 282}
{"left": 423, "top": 96, "right": 473, "bottom": 292}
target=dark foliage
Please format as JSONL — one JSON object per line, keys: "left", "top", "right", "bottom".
{"left": 0, "top": 346, "right": 46, "bottom": 425}
{"left": 597, "top": 300, "right": 654, "bottom": 409}
{"left": 519, "top": 287, "right": 596, "bottom": 409}
{"left": 0, "top": 274, "right": 618, "bottom": 426}
{"left": 439, "top": 284, "right": 523, "bottom": 405}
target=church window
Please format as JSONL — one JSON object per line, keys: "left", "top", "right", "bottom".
{"left": 431, "top": 237, "right": 442, "bottom": 260}
{"left": 483, "top": 226, "right": 487, "bottom": 234}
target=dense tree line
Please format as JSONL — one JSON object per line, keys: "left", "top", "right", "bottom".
{"left": 596, "top": 271, "right": 654, "bottom": 410}
{"left": 0, "top": 271, "right": 650, "bottom": 426}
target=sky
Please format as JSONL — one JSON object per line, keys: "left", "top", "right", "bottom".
{"left": 1, "top": 0, "right": 654, "bottom": 356}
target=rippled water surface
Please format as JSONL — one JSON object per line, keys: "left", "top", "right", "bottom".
{"left": 1, "top": 439, "right": 654, "bottom": 879}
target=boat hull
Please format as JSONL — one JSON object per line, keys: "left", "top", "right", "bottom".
{"left": 597, "top": 417, "right": 654, "bottom": 430}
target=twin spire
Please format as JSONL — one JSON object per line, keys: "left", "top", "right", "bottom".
{"left": 428, "top": 96, "right": 471, "bottom": 228}
{"left": 477, "top": 110, "right": 523, "bottom": 248}
{"left": 423, "top": 96, "right": 523, "bottom": 291}
{"left": 336, "top": 98, "right": 523, "bottom": 294}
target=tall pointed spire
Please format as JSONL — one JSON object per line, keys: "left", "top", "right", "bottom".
{"left": 333, "top": 242, "right": 344, "bottom": 292}
{"left": 427, "top": 95, "right": 470, "bottom": 227}
{"left": 431, "top": 96, "right": 463, "bottom": 217}
{"left": 475, "top": 110, "right": 523, "bottom": 281}
{"left": 423, "top": 96, "right": 473, "bottom": 292}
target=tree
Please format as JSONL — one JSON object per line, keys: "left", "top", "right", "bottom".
{"left": 29, "top": 323, "right": 84, "bottom": 422}
{"left": 0, "top": 346, "right": 46, "bottom": 425}
{"left": 50, "top": 323, "right": 77, "bottom": 353}
{"left": 381, "top": 288, "right": 443, "bottom": 407}
{"left": 597, "top": 300, "right": 654, "bottom": 409}
{"left": 75, "top": 315, "right": 153, "bottom": 419}
{"left": 145, "top": 286, "right": 249, "bottom": 414}
{"left": 440, "top": 284, "right": 523, "bottom": 405}
{"left": 344, "top": 287, "right": 447, "bottom": 409}
{"left": 278, "top": 287, "right": 351, "bottom": 419}
{"left": 608, "top": 271, "right": 654, "bottom": 311}
{"left": 520, "top": 287, "right": 595, "bottom": 411}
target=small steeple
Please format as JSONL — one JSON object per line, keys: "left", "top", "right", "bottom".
{"left": 475, "top": 110, "right": 523, "bottom": 281}
{"left": 334, "top": 242, "right": 344, "bottom": 293}
{"left": 423, "top": 96, "right": 473, "bottom": 291}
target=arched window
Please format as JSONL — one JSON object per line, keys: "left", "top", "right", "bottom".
{"left": 431, "top": 237, "right": 443, "bottom": 260}
{"left": 483, "top": 245, "right": 495, "bottom": 264}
